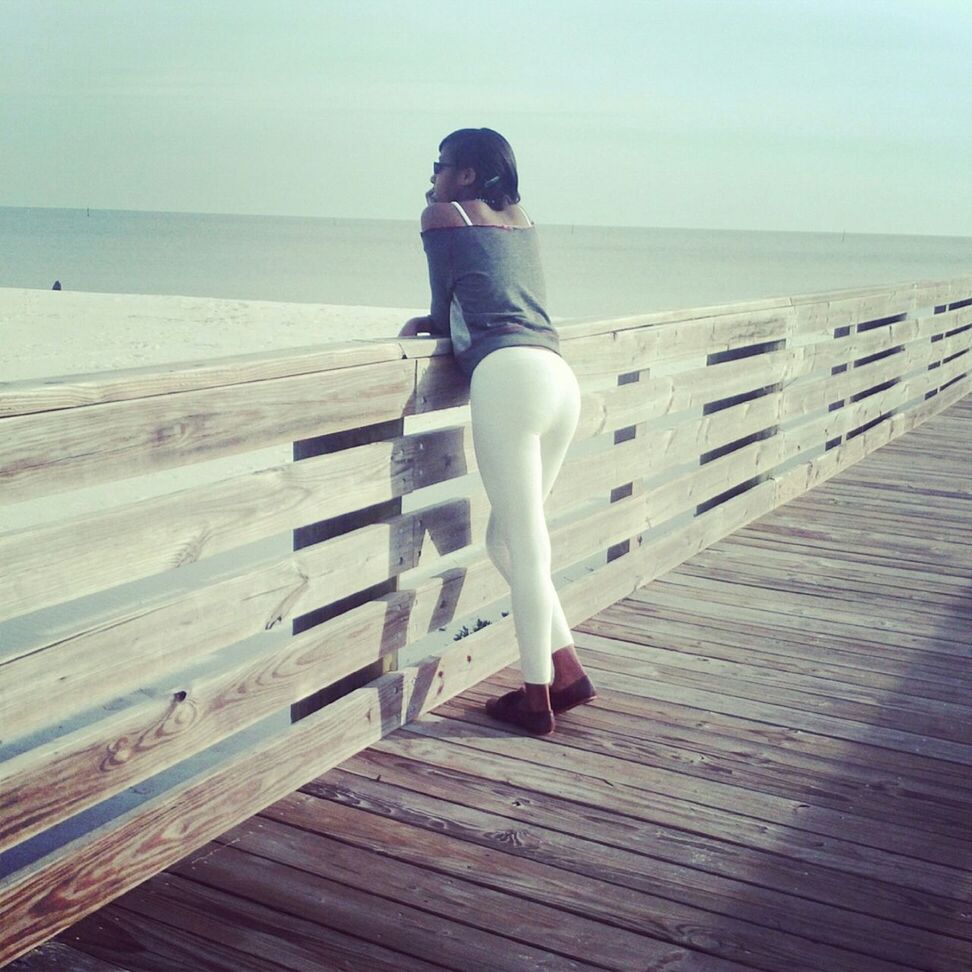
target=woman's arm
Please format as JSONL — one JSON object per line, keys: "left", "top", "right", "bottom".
{"left": 399, "top": 315, "right": 435, "bottom": 337}
{"left": 399, "top": 206, "right": 464, "bottom": 338}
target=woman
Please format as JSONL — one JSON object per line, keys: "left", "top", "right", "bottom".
{"left": 400, "top": 128, "right": 596, "bottom": 735}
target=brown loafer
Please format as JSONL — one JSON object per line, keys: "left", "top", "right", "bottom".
{"left": 485, "top": 689, "right": 555, "bottom": 736}
{"left": 550, "top": 675, "right": 597, "bottom": 713}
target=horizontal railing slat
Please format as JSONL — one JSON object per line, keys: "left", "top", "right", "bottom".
{"left": 562, "top": 307, "right": 792, "bottom": 376}
{"left": 0, "top": 425, "right": 477, "bottom": 623}
{"left": 781, "top": 326, "right": 971, "bottom": 422}
{"left": 0, "top": 359, "right": 420, "bottom": 505}
{"left": 0, "top": 340, "right": 425, "bottom": 420}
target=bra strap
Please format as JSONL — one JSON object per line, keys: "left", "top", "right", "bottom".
{"left": 451, "top": 200, "right": 474, "bottom": 226}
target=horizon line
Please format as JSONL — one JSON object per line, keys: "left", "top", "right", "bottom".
{"left": 1, "top": 202, "right": 969, "bottom": 241}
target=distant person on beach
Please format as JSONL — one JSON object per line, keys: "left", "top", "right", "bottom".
{"left": 52, "top": 280, "right": 61, "bottom": 290}
{"left": 400, "top": 128, "right": 595, "bottom": 735}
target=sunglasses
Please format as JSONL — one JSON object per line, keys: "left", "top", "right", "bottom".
{"left": 432, "top": 161, "right": 455, "bottom": 175}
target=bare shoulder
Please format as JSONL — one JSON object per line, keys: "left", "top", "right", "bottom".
{"left": 421, "top": 202, "right": 466, "bottom": 231}
{"left": 506, "top": 203, "right": 534, "bottom": 228}
{"left": 463, "top": 200, "right": 533, "bottom": 228}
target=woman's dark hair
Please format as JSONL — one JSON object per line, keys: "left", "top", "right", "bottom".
{"left": 439, "top": 128, "right": 520, "bottom": 210}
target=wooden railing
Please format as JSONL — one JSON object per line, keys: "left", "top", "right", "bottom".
{"left": 1, "top": 277, "right": 970, "bottom": 963}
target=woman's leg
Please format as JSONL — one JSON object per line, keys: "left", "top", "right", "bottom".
{"left": 471, "top": 349, "right": 580, "bottom": 687}
{"left": 538, "top": 388, "right": 580, "bottom": 657}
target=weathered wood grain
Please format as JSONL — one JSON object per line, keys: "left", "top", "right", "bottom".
{"left": 259, "top": 786, "right": 921, "bottom": 972}
{"left": 298, "top": 765, "right": 968, "bottom": 971}
{"left": 0, "top": 358, "right": 419, "bottom": 504}
{"left": 167, "top": 834, "right": 610, "bottom": 971}
{"left": 0, "top": 340, "right": 415, "bottom": 420}
{"left": 0, "top": 424, "right": 478, "bottom": 623}
{"left": 336, "top": 746, "right": 967, "bottom": 941}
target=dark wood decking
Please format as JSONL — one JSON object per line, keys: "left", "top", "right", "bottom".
{"left": 13, "top": 397, "right": 972, "bottom": 972}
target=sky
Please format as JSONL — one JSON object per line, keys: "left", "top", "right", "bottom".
{"left": 2, "top": 0, "right": 970, "bottom": 235}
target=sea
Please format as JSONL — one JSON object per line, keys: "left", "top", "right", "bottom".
{"left": 3, "top": 206, "right": 970, "bottom": 323}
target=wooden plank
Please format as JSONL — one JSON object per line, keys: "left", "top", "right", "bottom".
{"left": 3, "top": 279, "right": 964, "bottom": 422}
{"left": 260, "top": 784, "right": 922, "bottom": 972}
{"left": 173, "top": 828, "right": 615, "bottom": 971}
{"left": 584, "top": 603, "right": 968, "bottom": 705}
{"left": 0, "top": 424, "right": 477, "bottom": 623}
{"left": 681, "top": 540, "right": 969, "bottom": 611}
{"left": 4, "top": 382, "right": 672, "bottom": 625}
{"left": 396, "top": 714, "right": 968, "bottom": 894}
{"left": 781, "top": 357, "right": 970, "bottom": 459}
{"left": 558, "top": 294, "right": 793, "bottom": 342}
{"left": 642, "top": 573, "right": 970, "bottom": 652}
{"left": 561, "top": 633, "right": 972, "bottom": 763}
{"left": 780, "top": 328, "right": 971, "bottom": 423}
{"left": 625, "top": 581, "right": 967, "bottom": 661}
{"left": 289, "top": 417, "right": 406, "bottom": 721}
{"left": 762, "top": 502, "right": 971, "bottom": 549}
{"left": 784, "top": 487, "right": 972, "bottom": 532}
{"left": 913, "top": 277, "right": 972, "bottom": 307}
{"left": 597, "top": 597, "right": 965, "bottom": 695}
{"left": 789, "top": 289, "right": 918, "bottom": 336}
{"left": 724, "top": 528, "right": 971, "bottom": 586}
{"left": 111, "top": 875, "right": 444, "bottom": 971}
{"left": 139, "top": 856, "right": 576, "bottom": 972}
{"left": 6, "top": 940, "right": 129, "bottom": 971}
{"left": 369, "top": 712, "right": 958, "bottom": 888}
{"left": 562, "top": 307, "right": 792, "bottom": 377}
{"left": 52, "top": 903, "right": 296, "bottom": 972}
{"left": 573, "top": 351, "right": 791, "bottom": 442}
{"left": 338, "top": 747, "right": 969, "bottom": 941}
{"left": 0, "top": 340, "right": 416, "bottom": 420}
{"left": 0, "top": 659, "right": 399, "bottom": 964}
{"left": 568, "top": 635, "right": 972, "bottom": 763}
{"left": 715, "top": 531, "right": 969, "bottom": 597}
{"left": 457, "top": 676, "right": 970, "bottom": 846}
{"left": 798, "top": 306, "right": 970, "bottom": 373}
{"left": 0, "top": 596, "right": 408, "bottom": 854}
{"left": 0, "top": 358, "right": 418, "bottom": 504}
{"left": 772, "top": 378, "right": 971, "bottom": 507}
{"left": 299, "top": 763, "right": 969, "bottom": 970}
{"left": 482, "top": 659, "right": 970, "bottom": 800}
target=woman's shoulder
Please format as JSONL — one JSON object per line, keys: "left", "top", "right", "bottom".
{"left": 421, "top": 201, "right": 533, "bottom": 232}
{"left": 421, "top": 202, "right": 468, "bottom": 232}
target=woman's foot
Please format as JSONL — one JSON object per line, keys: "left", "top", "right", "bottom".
{"left": 485, "top": 683, "right": 555, "bottom": 735}
{"left": 550, "top": 645, "right": 598, "bottom": 711}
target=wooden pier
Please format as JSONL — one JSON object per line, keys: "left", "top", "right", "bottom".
{"left": 13, "top": 394, "right": 970, "bottom": 972}
{"left": 2, "top": 280, "right": 970, "bottom": 969}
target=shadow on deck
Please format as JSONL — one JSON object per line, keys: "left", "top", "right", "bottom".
{"left": 15, "top": 397, "right": 972, "bottom": 971}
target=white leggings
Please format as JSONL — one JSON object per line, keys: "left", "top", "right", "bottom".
{"left": 470, "top": 347, "right": 582, "bottom": 684}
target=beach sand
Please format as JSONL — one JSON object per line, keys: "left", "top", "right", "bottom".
{"left": 1, "top": 287, "right": 420, "bottom": 382}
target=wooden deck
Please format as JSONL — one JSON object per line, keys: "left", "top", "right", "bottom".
{"left": 13, "top": 396, "right": 972, "bottom": 971}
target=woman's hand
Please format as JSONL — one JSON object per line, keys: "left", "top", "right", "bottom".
{"left": 399, "top": 315, "right": 434, "bottom": 337}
